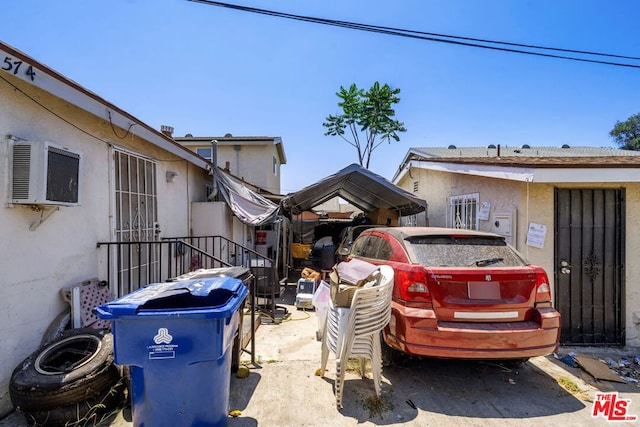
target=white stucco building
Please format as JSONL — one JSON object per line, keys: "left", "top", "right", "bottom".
{"left": 394, "top": 145, "right": 640, "bottom": 348}
{"left": 175, "top": 134, "right": 286, "bottom": 196}
{"left": 0, "top": 41, "right": 233, "bottom": 417}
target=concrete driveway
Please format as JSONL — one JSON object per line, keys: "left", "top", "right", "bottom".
{"left": 222, "top": 284, "right": 640, "bottom": 427}
{"left": 2, "top": 283, "right": 639, "bottom": 426}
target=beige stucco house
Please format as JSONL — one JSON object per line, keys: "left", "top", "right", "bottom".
{"left": 175, "top": 134, "right": 286, "bottom": 196}
{"left": 0, "top": 41, "right": 273, "bottom": 417}
{"left": 394, "top": 145, "right": 640, "bottom": 348}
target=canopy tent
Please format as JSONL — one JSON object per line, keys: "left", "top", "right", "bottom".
{"left": 280, "top": 163, "right": 427, "bottom": 217}
{"left": 214, "top": 168, "right": 280, "bottom": 226}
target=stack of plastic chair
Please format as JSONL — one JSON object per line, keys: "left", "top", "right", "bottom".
{"left": 320, "top": 265, "right": 394, "bottom": 408}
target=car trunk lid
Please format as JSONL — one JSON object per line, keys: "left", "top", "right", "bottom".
{"left": 426, "top": 267, "right": 539, "bottom": 322}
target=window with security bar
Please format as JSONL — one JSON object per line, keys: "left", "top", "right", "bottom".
{"left": 449, "top": 193, "right": 479, "bottom": 230}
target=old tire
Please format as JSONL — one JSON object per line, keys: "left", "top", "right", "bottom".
{"left": 10, "top": 328, "right": 119, "bottom": 411}
{"left": 40, "top": 309, "right": 71, "bottom": 346}
{"left": 21, "top": 379, "right": 126, "bottom": 427}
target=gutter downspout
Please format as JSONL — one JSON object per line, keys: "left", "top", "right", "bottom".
{"left": 210, "top": 139, "right": 218, "bottom": 201}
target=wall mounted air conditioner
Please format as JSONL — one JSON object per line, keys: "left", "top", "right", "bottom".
{"left": 10, "top": 140, "right": 82, "bottom": 206}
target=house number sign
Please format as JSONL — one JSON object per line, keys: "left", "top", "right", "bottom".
{"left": 1, "top": 54, "right": 36, "bottom": 81}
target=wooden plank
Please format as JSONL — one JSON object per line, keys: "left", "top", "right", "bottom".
{"left": 574, "top": 355, "right": 625, "bottom": 383}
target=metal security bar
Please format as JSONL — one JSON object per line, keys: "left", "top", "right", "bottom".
{"left": 96, "top": 235, "right": 277, "bottom": 299}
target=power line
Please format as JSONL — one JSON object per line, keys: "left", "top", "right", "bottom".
{"left": 187, "top": 0, "right": 640, "bottom": 69}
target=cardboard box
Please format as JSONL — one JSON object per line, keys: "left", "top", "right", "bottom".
{"left": 328, "top": 258, "right": 380, "bottom": 308}
{"left": 329, "top": 281, "right": 358, "bottom": 308}
{"left": 292, "top": 243, "right": 312, "bottom": 259}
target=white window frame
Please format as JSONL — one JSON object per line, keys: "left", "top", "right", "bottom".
{"left": 196, "top": 147, "right": 212, "bottom": 162}
{"left": 449, "top": 192, "right": 479, "bottom": 230}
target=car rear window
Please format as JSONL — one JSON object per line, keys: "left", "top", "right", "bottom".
{"left": 406, "top": 236, "right": 527, "bottom": 267}
{"left": 351, "top": 235, "right": 394, "bottom": 260}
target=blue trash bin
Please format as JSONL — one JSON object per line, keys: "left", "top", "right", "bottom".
{"left": 96, "top": 276, "right": 248, "bottom": 427}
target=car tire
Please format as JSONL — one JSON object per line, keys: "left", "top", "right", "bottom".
{"left": 380, "top": 332, "right": 405, "bottom": 367}
{"left": 21, "top": 378, "right": 126, "bottom": 427}
{"left": 10, "top": 328, "right": 120, "bottom": 412}
{"left": 40, "top": 309, "right": 71, "bottom": 346}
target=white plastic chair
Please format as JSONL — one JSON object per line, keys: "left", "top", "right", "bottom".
{"left": 320, "top": 265, "right": 394, "bottom": 408}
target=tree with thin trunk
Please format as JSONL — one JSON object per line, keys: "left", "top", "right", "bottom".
{"left": 323, "top": 82, "right": 406, "bottom": 168}
{"left": 610, "top": 113, "right": 640, "bottom": 150}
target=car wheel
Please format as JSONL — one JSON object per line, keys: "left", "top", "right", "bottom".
{"left": 10, "top": 328, "right": 120, "bottom": 411}
{"left": 380, "top": 332, "right": 405, "bottom": 367}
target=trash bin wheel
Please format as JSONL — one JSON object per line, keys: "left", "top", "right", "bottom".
{"left": 10, "top": 328, "right": 120, "bottom": 412}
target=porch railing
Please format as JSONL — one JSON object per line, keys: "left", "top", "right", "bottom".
{"left": 96, "top": 236, "right": 276, "bottom": 366}
{"left": 96, "top": 235, "right": 277, "bottom": 298}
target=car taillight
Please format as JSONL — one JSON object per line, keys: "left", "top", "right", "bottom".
{"left": 394, "top": 265, "right": 431, "bottom": 305}
{"left": 534, "top": 267, "right": 552, "bottom": 303}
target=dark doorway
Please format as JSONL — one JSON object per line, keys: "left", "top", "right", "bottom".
{"left": 554, "top": 188, "right": 625, "bottom": 345}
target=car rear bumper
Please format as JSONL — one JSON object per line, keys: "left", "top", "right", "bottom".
{"left": 385, "top": 303, "right": 561, "bottom": 359}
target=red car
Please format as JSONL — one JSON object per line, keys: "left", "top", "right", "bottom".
{"left": 347, "top": 227, "right": 561, "bottom": 362}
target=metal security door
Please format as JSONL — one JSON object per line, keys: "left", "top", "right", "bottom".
{"left": 554, "top": 188, "right": 625, "bottom": 345}
{"left": 113, "top": 149, "right": 159, "bottom": 295}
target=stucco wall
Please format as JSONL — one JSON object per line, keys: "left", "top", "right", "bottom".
{"left": 397, "top": 168, "right": 522, "bottom": 236}
{"left": 217, "top": 144, "right": 280, "bottom": 194}
{"left": 0, "top": 74, "right": 209, "bottom": 416}
{"left": 191, "top": 202, "right": 233, "bottom": 239}
{"left": 624, "top": 183, "right": 640, "bottom": 344}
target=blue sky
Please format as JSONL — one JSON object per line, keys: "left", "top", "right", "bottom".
{"left": 2, "top": 1, "right": 639, "bottom": 194}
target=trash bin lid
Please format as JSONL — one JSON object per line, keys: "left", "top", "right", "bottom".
{"left": 95, "top": 276, "right": 248, "bottom": 320}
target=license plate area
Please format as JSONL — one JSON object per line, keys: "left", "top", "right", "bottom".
{"left": 468, "top": 281, "right": 500, "bottom": 299}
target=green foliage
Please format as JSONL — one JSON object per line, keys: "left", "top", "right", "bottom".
{"left": 323, "top": 82, "right": 406, "bottom": 168}
{"left": 610, "top": 113, "right": 640, "bottom": 150}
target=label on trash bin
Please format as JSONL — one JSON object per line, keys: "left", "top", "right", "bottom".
{"left": 148, "top": 327, "right": 178, "bottom": 359}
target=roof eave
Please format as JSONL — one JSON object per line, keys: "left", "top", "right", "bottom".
{"left": 0, "top": 41, "right": 209, "bottom": 170}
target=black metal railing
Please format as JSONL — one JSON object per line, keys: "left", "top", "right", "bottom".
{"left": 163, "top": 236, "right": 285, "bottom": 321}
{"left": 96, "top": 235, "right": 276, "bottom": 297}
{"left": 96, "top": 235, "right": 280, "bottom": 367}
{"left": 162, "top": 235, "right": 273, "bottom": 271}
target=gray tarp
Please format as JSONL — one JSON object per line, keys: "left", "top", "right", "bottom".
{"left": 214, "top": 169, "right": 280, "bottom": 226}
{"left": 280, "top": 163, "right": 427, "bottom": 216}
